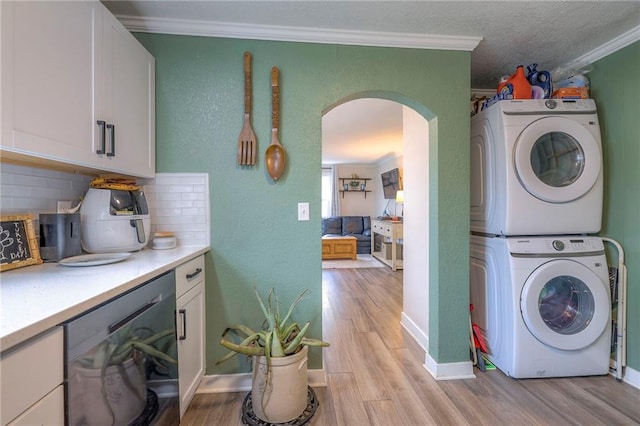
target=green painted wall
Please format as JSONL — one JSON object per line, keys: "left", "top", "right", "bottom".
{"left": 590, "top": 41, "right": 640, "bottom": 371}
{"left": 134, "top": 33, "right": 471, "bottom": 373}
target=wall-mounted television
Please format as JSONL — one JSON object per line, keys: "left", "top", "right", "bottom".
{"left": 381, "top": 168, "right": 401, "bottom": 199}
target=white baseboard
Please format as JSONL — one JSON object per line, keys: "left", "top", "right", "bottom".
{"left": 622, "top": 365, "right": 640, "bottom": 390}
{"left": 400, "top": 311, "right": 429, "bottom": 351}
{"left": 196, "top": 368, "right": 328, "bottom": 394}
{"left": 424, "top": 352, "right": 476, "bottom": 380}
{"left": 401, "top": 312, "right": 475, "bottom": 380}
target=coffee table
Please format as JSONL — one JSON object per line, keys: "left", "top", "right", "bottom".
{"left": 321, "top": 235, "right": 357, "bottom": 260}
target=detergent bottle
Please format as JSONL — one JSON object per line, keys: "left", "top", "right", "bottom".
{"left": 526, "top": 63, "right": 552, "bottom": 99}
{"left": 508, "top": 65, "right": 532, "bottom": 99}
{"left": 496, "top": 75, "right": 510, "bottom": 93}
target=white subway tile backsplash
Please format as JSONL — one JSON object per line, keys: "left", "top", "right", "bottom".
{"left": 152, "top": 175, "right": 182, "bottom": 185}
{"left": 152, "top": 208, "right": 184, "bottom": 217}
{"left": 0, "top": 165, "right": 210, "bottom": 248}
{"left": 182, "top": 192, "right": 205, "bottom": 201}
{"left": 0, "top": 164, "right": 91, "bottom": 216}
{"left": 144, "top": 173, "right": 210, "bottom": 247}
{"left": 180, "top": 177, "right": 206, "bottom": 185}
{"left": 167, "top": 184, "right": 196, "bottom": 193}
{"left": 155, "top": 192, "right": 183, "bottom": 201}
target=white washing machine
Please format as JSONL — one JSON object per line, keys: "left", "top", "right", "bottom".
{"left": 470, "top": 99, "right": 603, "bottom": 236}
{"left": 470, "top": 234, "right": 611, "bottom": 378}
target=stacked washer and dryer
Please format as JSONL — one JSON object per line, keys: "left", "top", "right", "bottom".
{"left": 469, "top": 99, "right": 611, "bottom": 378}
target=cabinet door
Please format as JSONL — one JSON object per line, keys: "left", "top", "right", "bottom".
{"left": 7, "top": 386, "right": 64, "bottom": 426}
{"left": 1, "top": 1, "right": 99, "bottom": 166}
{"left": 0, "top": 327, "right": 63, "bottom": 425}
{"left": 100, "top": 9, "right": 156, "bottom": 178}
{"left": 177, "top": 281, "right": 205, "bottom": 418}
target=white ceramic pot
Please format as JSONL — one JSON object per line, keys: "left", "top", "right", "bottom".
{"left": 251, "top": 345, "right": 308, "bottom": 423}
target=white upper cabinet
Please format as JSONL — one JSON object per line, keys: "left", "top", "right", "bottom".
{"left": 1, "top": 1, "right": 99, "bottom": 166}
{"left": 99, "top": 10, "right": 155, "bottom": 178}
{"left": 0, "top": 1, "right": 155, "bottom": 178}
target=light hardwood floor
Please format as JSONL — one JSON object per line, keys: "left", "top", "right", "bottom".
{"left": 181, "top": 266, "right": 640, "bottom": 425}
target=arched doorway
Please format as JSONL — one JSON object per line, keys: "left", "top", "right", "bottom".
{"left": 321, "top": 94, "right": 431, "bottom": 354}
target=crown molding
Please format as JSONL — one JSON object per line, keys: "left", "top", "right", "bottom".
{"left": 116, "top": 15, "right": 482, "bottom": 51}
{"left": 559, "top": 24, "right": 640, "bottom": 73}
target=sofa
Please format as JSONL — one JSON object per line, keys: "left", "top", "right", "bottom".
{"left": 322, "top": 216, "right": 372, "bottom": 254}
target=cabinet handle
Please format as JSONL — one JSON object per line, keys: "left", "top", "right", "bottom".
{"left": 96, "top": 120, "right": 106, "bottom": 154}
{"left": 106, "top": 124, "right": 115, "bottom": 157}
{"left": 186, "top": 268, "right": 202, "bottom": 279}
{"left": 179, "top": 309, "right": 187, "bottom": 340}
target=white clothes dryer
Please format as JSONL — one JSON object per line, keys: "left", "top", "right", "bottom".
{"left": 470, "top": 99, "right": 603, "bottom": 236}
{"left": 469, "top": 234, "right": 611, "bottom": 378}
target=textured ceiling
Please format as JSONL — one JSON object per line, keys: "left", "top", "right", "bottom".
{"left": 103, "top": 0, "right": 640, "bottom": 164}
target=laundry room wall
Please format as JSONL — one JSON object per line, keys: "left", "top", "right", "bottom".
{"left": 590, "top": 40, "right": 640, "bottom": 378}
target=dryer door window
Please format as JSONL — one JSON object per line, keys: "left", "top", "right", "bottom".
{"left": 520, "top": 259, "right": 609, "bottom": 351}
{"left": 514, "top": 117, "right": 601, "bottom": 203}
{"left": 531, "top": 132, "right": 585, "bottom": 188}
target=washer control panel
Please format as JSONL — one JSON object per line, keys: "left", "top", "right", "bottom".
{"left": 508, "top": 236, "right": 604, "bottom": 255}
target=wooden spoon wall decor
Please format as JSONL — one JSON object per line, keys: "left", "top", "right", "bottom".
{"left": 265, "top": 67, "right": 286, "bottom": 181}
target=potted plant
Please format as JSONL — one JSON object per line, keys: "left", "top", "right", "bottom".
{"left": 69, "top": 324, "right": 177, "bottom": 426}
{"left": 349, "top": 180, "right": 360, "bottom": 190}
{"left": 216, "top": 288, "right": 329, "bottom": 423}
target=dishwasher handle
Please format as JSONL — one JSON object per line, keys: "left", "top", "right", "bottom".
{"left": 108, "top": 296, "right": 159, "bottom": 334}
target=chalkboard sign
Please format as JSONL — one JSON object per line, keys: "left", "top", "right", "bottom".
{"left": 1, "top": 215, "right": 43, "bottom": 272}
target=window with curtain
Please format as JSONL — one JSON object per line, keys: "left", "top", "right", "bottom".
{"left": 321, "top": 167, "right": 333, "bottom": 218}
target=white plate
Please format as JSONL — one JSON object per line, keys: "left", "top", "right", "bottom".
{"left": 59, "top": 253, "right": 131, "bottom": 267}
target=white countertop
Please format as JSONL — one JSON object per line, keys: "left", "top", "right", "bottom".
{"left": 0, "top": 245, "right": 209, "bottom": 352}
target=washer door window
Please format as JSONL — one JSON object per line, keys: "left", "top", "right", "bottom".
{"left": 521, "top": 259, "right": 609, "bottom": 350}
{"left": 514, "top": 117, "right": 601, "bottom": 203}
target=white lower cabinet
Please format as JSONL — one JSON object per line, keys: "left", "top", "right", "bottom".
{"left": 0, "top": 327, "right": 64, "bottom": 426}
{"left": 176, "top": 255, "right": 206, "bottom": 418}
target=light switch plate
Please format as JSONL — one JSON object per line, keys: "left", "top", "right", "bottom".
{"left": 298, "top": 202, "right": 310, "bottom": 221}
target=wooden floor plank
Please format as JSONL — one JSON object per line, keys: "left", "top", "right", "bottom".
{"left": 360, "top": 331, "right": 439, "bottom": 425}
{"left": 323, "top": 317, "right": 356, "bottom": 374}
{"left": 308, "top": 386, "right": 338, "bottom": 426}
{"left": 327, "top": 372, "right": 370, "bottom": 425}
{"left": 579, "top": 375, "right": 640, "bottom": 422}
{"left": 363, "top": 400, "right": 402, "bottom": 426}
{"left": 346, "top": 330, "right": 391, "bottom": 401}
{"left": 524, "top": 377, "right": 640, "bottom": 425}
{"left": 486, "top": 371, "right": 575, "bottom": 425}
{"left": 181, "top": 391, "right": 244, "bottom": 425}
{"left": 391, "top": 347, "right": 471, "bottom": 425}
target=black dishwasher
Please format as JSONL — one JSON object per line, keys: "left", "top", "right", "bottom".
{"left": 64, "top": 271, "right": 179, "bottom": 426}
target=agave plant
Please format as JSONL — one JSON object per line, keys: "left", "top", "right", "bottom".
{"left": 216, "top": 288, "right": 329, "bottom": 366}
